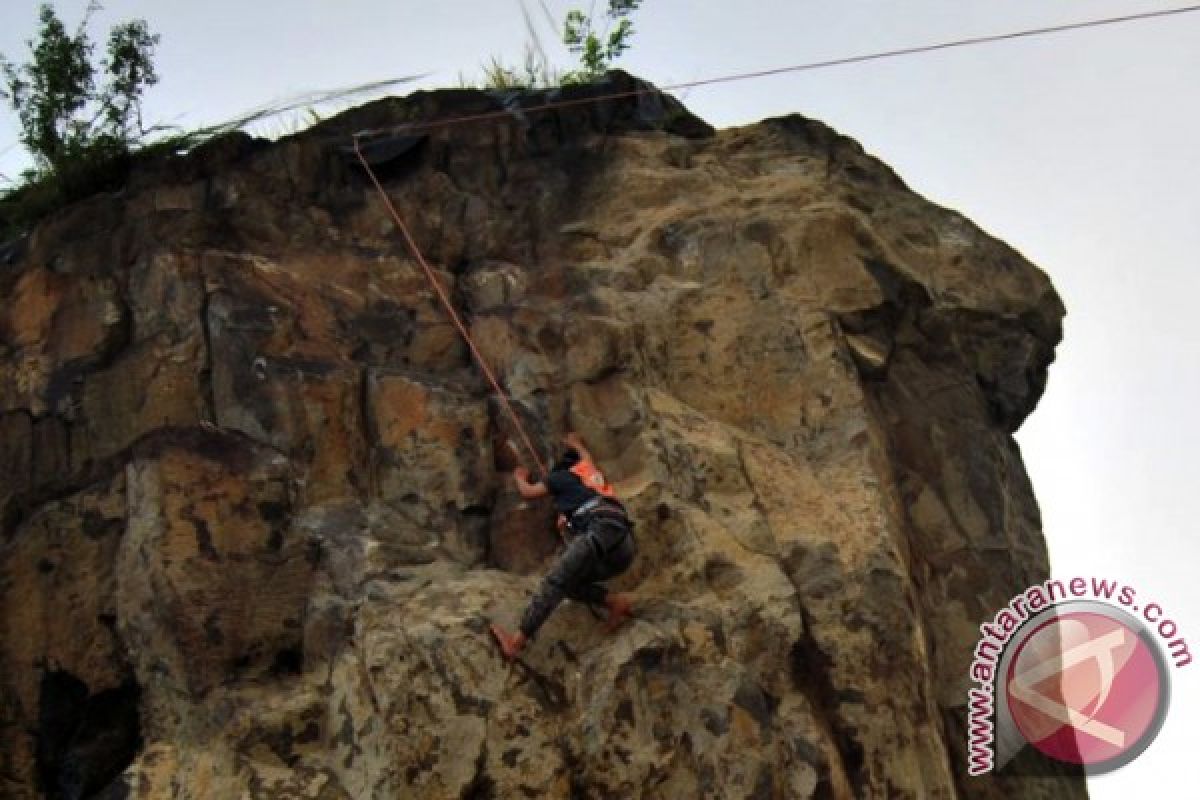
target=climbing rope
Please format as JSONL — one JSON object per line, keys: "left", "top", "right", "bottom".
{"left": 352, "top": 137, "right": 547, "bottom": 477}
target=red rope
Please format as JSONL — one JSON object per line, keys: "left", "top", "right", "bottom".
{"left": 352, "top": 136, "right": 547, "bottom": 477}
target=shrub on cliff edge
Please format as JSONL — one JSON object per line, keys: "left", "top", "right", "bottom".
{"left": 0, "top": 2, "right": 159, "bottom": 238}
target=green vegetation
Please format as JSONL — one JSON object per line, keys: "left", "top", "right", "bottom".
{"left": 0, "top": 2, "right": 159, "bottom": 238}
{"left": 474, "top": 46, "right": 562, "bottom": 91}
{"left": 0, "top": 3, "right": 424, "bottom": 240}
{"left": 1, "top": 2, "right": 159, "bottom": 182}
{"left": 468, "top": 0, "right": 646, "bottom": 89}
{"left": 0, "top": 0, "right": 648, "bottom": 239}
{"left": 560, "top": 0, "right": 643, "bottom": 84}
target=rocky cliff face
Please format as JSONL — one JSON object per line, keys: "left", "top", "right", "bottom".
{"left": 0, "top": 73, "right": 1084, "bottom": 799}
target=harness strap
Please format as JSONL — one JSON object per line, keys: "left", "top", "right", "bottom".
{"left": 571, "top": 495, "right": 627, "bottom": 522}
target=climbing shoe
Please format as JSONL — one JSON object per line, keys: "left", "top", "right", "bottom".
{"left": 603, "top": 592, "right": 634, "bottom": 633}
{"left": 489, "top": 623, "right": 527, "bottom": 660}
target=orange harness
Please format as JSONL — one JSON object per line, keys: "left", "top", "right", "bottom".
{"left": 569, "top": 459, "right": 616, "bottom": 499}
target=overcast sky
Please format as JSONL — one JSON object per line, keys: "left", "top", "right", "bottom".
{"left": 2, "top": 1, "right": 1197, "bottom": 795}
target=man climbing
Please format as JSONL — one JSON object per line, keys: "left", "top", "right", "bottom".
{"left": 490, "top": 432, "right": 636, "bottom": 660}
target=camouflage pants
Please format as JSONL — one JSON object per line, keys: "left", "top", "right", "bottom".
{"left": 518, "top": 516, "right": 635, "bottom": 638}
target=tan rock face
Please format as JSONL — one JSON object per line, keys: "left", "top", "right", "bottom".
{"left": 0, "top": 73, "right": 1082, "bottom": 798}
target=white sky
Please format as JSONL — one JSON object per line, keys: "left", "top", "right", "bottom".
{"left": 2, "top": 1, "right": 1197, "bottom": 795}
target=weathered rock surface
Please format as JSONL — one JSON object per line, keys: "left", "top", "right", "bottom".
{"left": 0, "top": 72, "right": 1082, "bottom": 798}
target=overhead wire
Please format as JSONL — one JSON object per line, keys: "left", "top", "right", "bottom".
{"left": 352, "top": 4, "right": 1200, "bottom": 140}
{"left": 350, "top": 3, "right": 1200, "bottom": 472}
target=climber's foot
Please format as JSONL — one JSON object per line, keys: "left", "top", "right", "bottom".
{"left": 490, "top": 623, "right": 527, "bottom": 660}
{"left": 603, "top": 592, "right": 634, "bottom": 633}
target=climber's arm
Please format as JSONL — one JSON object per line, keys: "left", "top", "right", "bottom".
{"left": 513, "top": 467, "right": 550, "bottom": 499}
{"left": 563, "top": 431, "right": 593, "bottom": 464}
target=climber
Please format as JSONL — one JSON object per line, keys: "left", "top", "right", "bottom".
{"left": 490, "top": 432, "right": 636, "bottom": 660}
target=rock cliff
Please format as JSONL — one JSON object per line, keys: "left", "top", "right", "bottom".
{"left": 0, "top": 73, "right": 1085, "bottom": 798}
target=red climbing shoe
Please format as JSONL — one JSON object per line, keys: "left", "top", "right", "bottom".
{"left": 603, "top": 592, "right": 634, "bottom": 633}
{"left": 490, "top": 623, "right": 527, "bottom": 660}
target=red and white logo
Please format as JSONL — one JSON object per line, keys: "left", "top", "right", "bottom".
{"left": 966, "top": 581, "right": 1187, "bottom": 777}
{"left": 1005, "top": 609, "right": 1167, "bottom": 768}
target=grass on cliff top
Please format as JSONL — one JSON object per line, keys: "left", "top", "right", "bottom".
{"left": 0, "top": 76, "right": 430, "bottom": 243}
{"left": 0, "top": 65, "right": 646, "bottom": 243}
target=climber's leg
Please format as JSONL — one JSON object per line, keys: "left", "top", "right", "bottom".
{"left": 517, "top": 532, "right": 596, "bottom": 638}
{"left": 490, "top": 533, "right": 597, "bottom": 660}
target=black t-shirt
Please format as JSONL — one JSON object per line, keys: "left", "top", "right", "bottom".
{"left": 545, "top": 467, "right": 598, "bottom": 516}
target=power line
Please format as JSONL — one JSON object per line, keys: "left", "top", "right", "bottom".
{"left": 665, "top": 3, "right": 1200, "bottom": 91}
{"left": 8, "top": 6, "right": 1197, "bottom": 160}
{"left": 348, "top": 4, "right": 1200, "bottom": 472}
{"left": 353, "top": 3, "right": 1200, "bottom": 139}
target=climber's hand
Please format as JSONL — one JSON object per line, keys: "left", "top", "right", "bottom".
{"left": 513, "top": 466, "right": 548, "bottom": 499}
